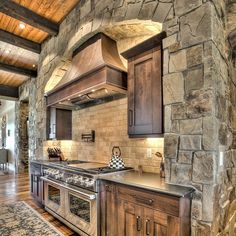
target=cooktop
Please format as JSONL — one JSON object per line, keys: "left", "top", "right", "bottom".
{"left": 49, "top": 160, "right": 133, "bottom": 174}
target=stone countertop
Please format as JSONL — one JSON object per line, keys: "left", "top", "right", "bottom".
{"left": 100, "top": 170, "right": 194, "bottom": 198}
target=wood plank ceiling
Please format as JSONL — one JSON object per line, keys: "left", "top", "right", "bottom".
{"left": 0, "top": 0, "right": 80, "bottom": 98}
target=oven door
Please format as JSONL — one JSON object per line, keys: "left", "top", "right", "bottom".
{"left": 43, "top": 178, "right": 65, "bottom": 218}
{"left": 64, "top": 188, "right": 98, "bottom": 236}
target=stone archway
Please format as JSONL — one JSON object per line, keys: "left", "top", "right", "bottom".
{"left": 45, "top": 19, "right": 163, "bottom": 93}
{"left": 67, "top": 19, "right": 162, "bottom": 56}
{"left": 44, "top": 58, "right": 71, "bottom": 93}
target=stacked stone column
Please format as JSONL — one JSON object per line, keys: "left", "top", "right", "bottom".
{"left": 163, "top": 1, "right": 227, "bottom": 234}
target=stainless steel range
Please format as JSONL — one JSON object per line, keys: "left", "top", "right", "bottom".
{"left": 41, "top": 160, "right": 132, "bottom": 236}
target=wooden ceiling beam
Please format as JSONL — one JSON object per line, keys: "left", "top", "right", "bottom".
{"left": 0, "top": 29, "right": 41, "bottom": 54}
{"left": 0, "top": 0, "right": 59, "bottom": 35}
{"left": 0, "top": 84, "right": 18, "bottom": 99}
{"left": 0, "top": 62, "right": 37, "bottom": 77}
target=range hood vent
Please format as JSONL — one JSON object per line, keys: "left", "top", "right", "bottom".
{"left": 46, "top": 33, "right": 127, "bottom": 107}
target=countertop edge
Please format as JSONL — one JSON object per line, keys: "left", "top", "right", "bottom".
{"left": 99, "top": 176, "right": 194, "bottom": 198}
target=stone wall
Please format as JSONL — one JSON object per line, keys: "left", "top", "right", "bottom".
{"left": 163, "top": 1, "right": 231, "bottom": 235}
{"left": 211, "top": 2, "right": 236, "bottom": 235}
{"left": 19, "top": 0, "right": 236, "bottom": 234}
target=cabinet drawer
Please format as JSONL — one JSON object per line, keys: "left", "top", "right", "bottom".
{"left": 117, "top": 185, "right": 180, "bottom": 217}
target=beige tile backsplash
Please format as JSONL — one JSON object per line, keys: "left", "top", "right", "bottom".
{"left": 44, "top": 98, "right": 164, "bottom": 173}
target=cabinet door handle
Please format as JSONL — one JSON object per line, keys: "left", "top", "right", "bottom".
{"left": 146, "top": 219, "right": 150, "bottom": 235}
{"left": 136, "top": 216, "right": 141, "bottom": 231}
{"left": 129, "top": 110, "right": 133, "bottom": 126}
{"left": 32, "top": 176, "right": 37, "bottom": 183}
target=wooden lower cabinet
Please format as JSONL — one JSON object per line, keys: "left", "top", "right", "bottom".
{"left": 100, "top": 182, "right": 191, "bottom": 236}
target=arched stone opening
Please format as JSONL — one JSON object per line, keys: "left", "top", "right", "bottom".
{"left": 45, "top": 19, "right": 163, "bottom": 93}
{"left": 44, "top": 58, "right": 71, "bottom": 93}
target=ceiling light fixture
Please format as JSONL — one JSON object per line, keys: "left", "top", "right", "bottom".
{"left": 5, "top": 50, "right": 10, "bottom": 54}
{"left": 32, "top": 64, "right": 36, "bottom": 68}
{"left": 19, "top": 23, "right": 26, "bottom": 29}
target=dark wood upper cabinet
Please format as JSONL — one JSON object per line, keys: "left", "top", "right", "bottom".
{"left": 46, "top": 107, "right": 72, "bottom": 140}
{"left": 121, "top": 32, "right": 166, "bottom": 137}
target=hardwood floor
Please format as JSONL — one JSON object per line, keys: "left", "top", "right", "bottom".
{"left": 0, "top": 170, "right": 77, "bottom": 236}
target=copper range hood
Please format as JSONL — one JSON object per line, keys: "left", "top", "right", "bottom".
{"left": 46, "top": 33, "right": 127, "bottom": 108}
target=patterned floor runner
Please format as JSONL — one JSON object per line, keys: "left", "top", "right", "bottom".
{"left": 0, "top": 201, "right": 64, "bottom": 236}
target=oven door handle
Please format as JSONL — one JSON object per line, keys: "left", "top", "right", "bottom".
{"left": 41, "top": 177, "right": 96, "bottom": 200}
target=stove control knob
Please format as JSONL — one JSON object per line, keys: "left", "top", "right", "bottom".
{"left": 76, "top": 176, "right": 83, "bottom": 184}
{"left": 66, "top": 177, "right": 73, "bottom": 183}
{"left": 85, "top": 179, "right": 95, "bottom": 188}
{"left": 84, "top": 178, "right": 94, "bottom": 187}
{"left": 53, "top": 169, "right": 59, "bottom": 175}
{"left": 55, "top": 173, "right": 63, "bottom": 180}
{"left": 51, "top": 170, "right": 58, "bottom": 178}
{"left": 73, "top": 176, "right": 80, "bottom": 184}
{"left": 83, "top": 177, "right": 90, "bottom": 183}
{"left": 78, "top": 177, "right": 87, "bottom": 186}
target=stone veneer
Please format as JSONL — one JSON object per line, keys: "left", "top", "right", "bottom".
{"left": 17, "top": 0, "right": 236, "bottom": 235}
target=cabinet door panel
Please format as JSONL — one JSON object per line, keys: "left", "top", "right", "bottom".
{"left": 50, "top": 107, "right": 56, "bottom": 139}
{"left": 134, "top": 57, "right": 153, "bottom": 130}
{"left": 101, "top": 184, "right": 117, "bottom": 236}
{"left": 128, "top": 59, "right": 135, "bottom": 135}
{"left": 56, "top": 109, "right": 72, "bottom": 140}
{"left": 153, "top": 224, "right": 167, "bottom": 236}
{"left": 167, "top": 216, "right": 180, "bottom": 236}
{"left": 129, "top": 53, "right": 154, "bottom": 135}
{"left": 47, "top": 107, "right": 72, "bottom": 140}
{"left": 153, "top": 210, "right": 167, "bottom": 236}
{"left": 152, "top": 48, "right": 162, "bottom": 134}
{"left": 127, "top": 47, "right": 163, "bottom": 137}
{"left": 143, "top": 207, "right": 154, "bottom": 236}
{"left": 144, "top": 208, "right": 168, "bottom": 236}
{"left": 31, "top": 174, "right": 36, "bottom": 196}
{"left": 118, "top": 199, "right": 143, "bottom": 236}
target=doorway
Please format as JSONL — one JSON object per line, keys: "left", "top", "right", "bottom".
{"left": 0, "top": 99, "right": 16, "bottom": 172}
{"left": 15, "top": 100, "right": 29, "bottom": 173}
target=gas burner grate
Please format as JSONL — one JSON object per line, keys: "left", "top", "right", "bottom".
{"left": 87, "top": 166, "right": 133, "bottom": 174}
